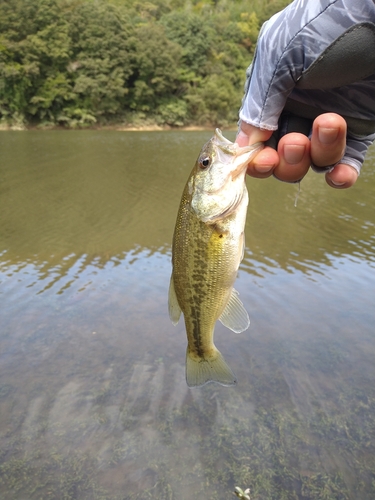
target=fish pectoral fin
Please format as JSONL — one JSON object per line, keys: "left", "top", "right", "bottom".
{"left": 168, "top": 275, "right": 181, "bottom": 325}
{"left": 219, "top": 288, "right": 250, "bottom": 333}
{"left": 186, "top": 348, "right": 236, "bottom": 387}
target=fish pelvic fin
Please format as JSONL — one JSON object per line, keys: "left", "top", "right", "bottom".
{"left": 186, "top": 348, "right": 237, "bottom": 388}
{"left": 219, "top": 288, "right": 250, "bottom": 333}
{"left": 168, "top": 275, "right": 181, "bottom": 325}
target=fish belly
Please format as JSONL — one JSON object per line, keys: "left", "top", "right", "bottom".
{"left": 170, "top": 188, "right": 247, "bottom": 387}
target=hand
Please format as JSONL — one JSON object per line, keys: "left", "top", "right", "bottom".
{"left": 236, "top": 113, "right": 358, "bottom": 189}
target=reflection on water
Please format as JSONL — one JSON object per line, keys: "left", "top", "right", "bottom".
{"left": 0, "top": 131, "right": 375, "bottom": 499}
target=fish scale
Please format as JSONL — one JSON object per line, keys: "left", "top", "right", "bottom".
{"left": 168, "top": 129, "right": 263, "bottom": 387}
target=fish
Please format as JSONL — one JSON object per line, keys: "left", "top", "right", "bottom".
{"left": 168, "top": 128, "right": 263, "bottom": 387}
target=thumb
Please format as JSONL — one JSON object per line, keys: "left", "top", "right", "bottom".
{"left": 236, "top": 121, "right": 273, "bottom": 146}
{"left": 236, "top": 122, "right": 279, "bottom": 178}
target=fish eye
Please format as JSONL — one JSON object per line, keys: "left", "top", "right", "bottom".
{"left": 199, "top": 157, "right": 211, "bottom": 169}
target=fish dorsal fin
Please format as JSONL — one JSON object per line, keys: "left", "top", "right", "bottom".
{"left": 168, "top": 275, "right": 181, "bottom": 325}
{"left": 219, "top": 288, "right": 250, "bottom": 333}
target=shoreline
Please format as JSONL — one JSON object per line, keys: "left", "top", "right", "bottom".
{"left": 0, "top": 122, "right": 238, "bottom": 132}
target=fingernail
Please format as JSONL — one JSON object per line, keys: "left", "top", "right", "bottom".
{"left": 236, "top": 130, "right": 250, "bottom": 147}
{"left": 318, "top": 127, "right": 339, "bottom": 145}
{"left": 330, "top": 179, "right": 346, "bottom": 187}
{"left": 284, "top": 145, "right": 306, "bottom": 165}
{"left": 253, "top": 164, "right": 274, "bottom": 174}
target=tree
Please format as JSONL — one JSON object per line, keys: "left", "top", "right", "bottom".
{"left": 0, "top": 0, "right": 293, "bottom": 128}
{"left": 126, "top": 23, "right": 183, "bottom": 111}
{"left": 160, "top": 11, "right": 215, "bottom": 77}
{"left": 65, "top": 0, "right": 134, "bottom": 123}
{"left": 0, "top": 0, "right": 72, "bottom": 124}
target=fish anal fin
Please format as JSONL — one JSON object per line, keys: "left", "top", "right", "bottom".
{"left": 168, "top": 275, "right": 181, "bottom": 325}
{"left": 186, "top": 348, "right": 236, "bottom": 388}
{"left": 219, "top": 288, "right": 250, "bottom": 333}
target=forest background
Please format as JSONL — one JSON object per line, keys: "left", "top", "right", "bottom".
{"left": 0, "top": 0, "right": 291, "bottom": 129}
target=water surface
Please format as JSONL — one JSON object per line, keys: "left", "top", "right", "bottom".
{"left": 0, "top": 130, "right": 374, "bottom": 499}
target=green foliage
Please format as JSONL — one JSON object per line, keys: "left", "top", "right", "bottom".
{"left": 0, "top": 0, "right": 292, "bottom": 128}
{"left": 237, "top": 12, "right": 260, "bottom": 50}
{"left": 160, "top": 11, "right": 215, "bottom": 77}
{"left": 127, "top": 22, "right": 183, "bottom": 111}
{"left": 66, "top": 0, "right": 134, "bottom": 122}
{"left": 0, "top": 0, "right": 72, "bottom": 124}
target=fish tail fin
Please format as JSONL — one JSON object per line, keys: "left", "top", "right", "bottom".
{"left": 186, "top": 348, "right": 237, "bottom": 388}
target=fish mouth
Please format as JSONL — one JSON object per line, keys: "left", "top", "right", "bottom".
{"left": 214, "top": 128, "right": 264, "bottom": 180}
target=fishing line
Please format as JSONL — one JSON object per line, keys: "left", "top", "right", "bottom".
{"left": 294, "top": 181, "right": 301, "bottom": 207}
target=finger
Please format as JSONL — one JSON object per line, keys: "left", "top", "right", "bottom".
{"left": 310, "top": 113, "right": 347, "bottom": 168}
{"left": 236, "top": 122, "right": 278, "bottom": 178}
{"left": 247, "top": 146, "right": 279, "bottom": 178}
{"left": 273, "top": 133, "right": 311, "bottom": 183}
{"left": 325, "top": 163, "right": 358, "bottom": 189}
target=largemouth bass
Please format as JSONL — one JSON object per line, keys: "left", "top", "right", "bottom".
{"left": 169, "top": 129, "right": 263, "bottom": 387}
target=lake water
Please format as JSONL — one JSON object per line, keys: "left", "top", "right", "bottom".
{"left": 0, "top": 130, "right": 374, "bottom": 500}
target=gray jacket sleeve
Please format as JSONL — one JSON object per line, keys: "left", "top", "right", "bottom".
{"left": 239, "top": 0, "right": 375, "bottom": 173}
